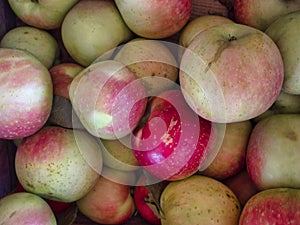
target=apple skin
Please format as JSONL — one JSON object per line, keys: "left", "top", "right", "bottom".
{"left": 160, "top": 175, "right": 241, "bottom": 225}
{"left": 0, "top": 26, "right": 60, "bottom": 69}
{"left": 131, "top": 89, "right": 219, "bottom": 181}
{"left": 61, "top": 0, "right": 133, "bottom": 66}
{"left": 0, "top": 192, "right": 56, "bottom": 225}
{"left": 200, "top": 120, "right": 252, "bottom": 180}
{"left": 69, "top": 60, "right": 148, "bottom": 140}
{"left": 76, "top": 174, "right": 135, "bottom": 224}
{"left": 265, "top": 10, "right": 300, "bottom": 95}
{"left": 246, "top": 114, "right": 300, "bottom": 190}
{"left": 113, "top": 38, "right": 179, "bottom": 95}
{"left": 239, "top": 188, "right": 300, "bottom": 224}
{"left": 49, "top": 62, "right": 84, "bottom": 99}
{"left": 115, "top": 0, "right": 192, "bottom": 39}
{"left": 0, "top": 48, "right": 53, "bottom": 140}
{"left": 134, "top": 175, "right": 162, "bottom": 225}
{"left": 179, "top": 15, "right": 234, "bottom": 48}
{"left": 223, "top": 169, "right": 259, "bottom": 206}
{"left": 234, "top": 0, "right": 300, "bottom": 31}
{"left": 15, "top": 126, "right": 102, "bottom": 202}
{"left": 7, "top": 0, "right": 79, "bottom": 30}
{"left": 180, "top": 23, "right": 284, "bottom": 123}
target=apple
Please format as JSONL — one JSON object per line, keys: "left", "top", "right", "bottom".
{"left": 134, "top": 175, "right": 163, "bottom": 225}
{"left": 99, "top": 135, "right": 140, "bottom": 172}
{"left": 7, "top": 0, "right": 79, "bottom": 30}
{"left": 115, "top": 0, "right": 192, "bottom": 39}
{"left": 0, "top": 192, "right": 56, "bottom": 224}
{"left": 0, "top": 26, "right": 59, "bottom": 69}
{"left": 47, "top": 63, "right": 84, "bottom": 129}
{"left": 69, "top": 60, "right": 148, "bottom": 140}
{"left": 272, "top": 91, "right": 300, "bottom": 114}
{"left": 113, "top": 38, "right": 179, "bottom": 95}
{"left": 223, "top": 169, "right": 259, "bottom": 206}
{"left": 160, "top": 175, "right": 241, "bottom": 225}
{"left": 265, "top": 10, "right": 300, "bottom": 95}
{"left": 0, "top": 48, "right": 53, "bottom": 140}
{"left": 49, "top": 62, "right": 84, "bottom": 99}
{"left": 179, "top": 23, "right": 284, "bottom": 123}
{"left": 239, "top": 188, "right": 300, "bottom": 224}
{"left": 179, "top": 15, "right": 234, "bottom": 48}
{"left": 246, "top": 114, "right": 300, "bottom": 190}
{"left": 61, "top": 0, "right": 133, "bottom": 67}
{"left": 200, "top": 120, "right": 252, "bottom": 180}
{"left": 234, "top": 0, "right": 300, "bottom": 31}
{"left": 76, "top": 174, "right": 135, "bottom": 224}
{"left": 131, "top": 89, "right": 222, "bottom": 181}
{"left": 15, "top": 126, "right": 102, "bottom": 202}
{"left": 100, "top": 166, "right": 137, "bottom": 186}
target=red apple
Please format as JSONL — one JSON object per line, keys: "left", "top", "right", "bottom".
{"left": 76, "top": 174, "right": 135, "bottom": 224}
{"left": 246, "top": 114, "right": 300, "bottom": 190}
{"left": 7, "top": 0, "right": 79, "bottom": 30}
{"left": 133, "top": 175, "right": 167, "bottom": 225}
{"left": 131, "top": 89, "right": 222, "bottom": 181}
{"left": 0, "top": 48, "right": 53, "bottom": 139}
{"left": 234, "top": 0, "right": 300, "bottom": 31}
{"left": 239, "top": 188, "right": 300, "bottom": 224}
{"left": 115, "top": 0, "right": 192, "bottom": 39}
{"left": 0, "top": 192, "right": 56, "bottom": 224}
{"left": 180, "top": 23, "right": 284, "bottom": 123}
{"left": 69, "top": 60, "right": 148, "bottom": 140}
{"left": 15, "top": 126, "right": 102, "bottom": 202}
{"left": 49, "top": 62, "right": 84, "bottom": 100}
{"left": 200, "top": 120, "right": 252, "bottom": 180}
{"left": 223, "top": 169, "right": 259, "bottom": 206}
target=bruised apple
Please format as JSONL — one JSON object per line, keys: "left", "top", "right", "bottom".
{"left": 131, "top": 89, "right": 222, "bottom": 181}
{"left": 239, "top": 188, "right": 300, "bottom": 224}
{"left": 69, "top": 60, "right": 148, "bottom": 140}
{"left": 180, "top": 23, "right": 284, "bottom": 123}
{"left": 15, "top": 126, "right": 102, "bottom": 202}
{"left": 0, "top": 48, "right": 53, "bottom": 139}
{"left": 115, "top": 0, "right": 192, "bottom": 39}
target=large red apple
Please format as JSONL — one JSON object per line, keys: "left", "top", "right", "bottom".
{"left": 180, "top": 23, "right": 284, "bottom": 123}
{"left": 0, "top": 48, "right": 53, "bottom": 139}
{"left": 239, "top": 188, "right": 300, "bottom": 224}
{"left": 234, "top": 0, "right": 300, "bottom": 31}
{"left": 69, "top": 60, "right": 148, "bottom": 140}
{"left": 115, "top": 0, "right": 192, "bottom": 39}
{"left": 15, "top": 126, "right": 102, "bottom": 202}
{"left": 131, "top": 89, "right": 222, "bottom": 181}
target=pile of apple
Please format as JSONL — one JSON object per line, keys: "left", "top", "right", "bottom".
{"left": 1, "top": 0, "right": 300, "bottom": 224}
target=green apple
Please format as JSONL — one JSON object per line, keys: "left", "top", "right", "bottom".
{"left": 61, "top": 0, "right": 133, "bottom": 67}
{"left": 246, "top": 114, "right": 300, "bottom": 190}
{"left": 160, "top": 175, "right": 241, "bottom": 225}
{"left": 7, "top": 0, "right": 79, "bottom": 29}
{"left": 265, "top": 10, "right": 300, "bottom": 95}
{"left": 114, "top": 38, "right": 179, "bottom": 95}
{"left": 1, "top": 26, "right": 59, "bottom": 69}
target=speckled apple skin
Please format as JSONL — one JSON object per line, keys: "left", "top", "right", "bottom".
{"left": 160, "top": 175, "right": 241, "bottom": 225}
{"left": 239, "top": 188, "right": 300, "bottom": 225}
{"left": 0, "top": 48, "right": 53, "bottom": 139}
{"left": 15, "top": 126, "right": 102, "bottom": 202}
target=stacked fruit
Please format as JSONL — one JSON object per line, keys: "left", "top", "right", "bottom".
{"left": 0, "top": 0, "right": 300, "bottom": 224}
